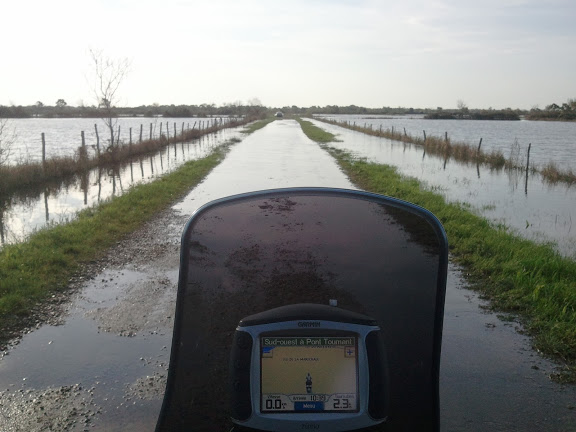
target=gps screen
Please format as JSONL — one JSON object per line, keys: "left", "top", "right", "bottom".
{"left": 260, "top": 336, "right": 359, "bottom": 413}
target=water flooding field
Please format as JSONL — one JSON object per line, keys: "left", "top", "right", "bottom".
{"left": 4, "top": 116, "right": 237, "bottom": 164}
{"left": 316, "top": 114, "right": 576, "bottom": 171}
{"left": 0, "top": 128, "right": 242, "bottom": 245}
{"left": 310, "top": 118, "right": 576, "bottom": 259}
{"left": 0, "top": 120, "right": 575, "bottom": 432}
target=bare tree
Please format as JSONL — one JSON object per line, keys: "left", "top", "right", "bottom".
{"left": 456, "top": 99, "right": 469, "bottom": 119}
{"left": 88, "top": 49, "right": 131, "bottom": 150}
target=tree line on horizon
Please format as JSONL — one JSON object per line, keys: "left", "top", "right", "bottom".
{"left": 525, "top": 99, "right": 576, "bottom": 121}
{"left": 0, "top": 100, "right": 574, "bottom": 121}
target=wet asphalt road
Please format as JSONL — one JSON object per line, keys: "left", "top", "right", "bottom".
{"left": 0, "top": 119, "right": 574, "bottom": 431}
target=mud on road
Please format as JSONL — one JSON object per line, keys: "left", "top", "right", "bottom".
{"left": 0, "top": 208, "right": 188, "bottom": 431}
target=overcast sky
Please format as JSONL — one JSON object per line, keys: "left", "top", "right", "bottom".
{"left": 1, "top": 0, "right": 575, "bottom": 109}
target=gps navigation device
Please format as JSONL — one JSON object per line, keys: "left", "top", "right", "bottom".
{"left": 229, "top": 303, "right": 388, "bottom": 432}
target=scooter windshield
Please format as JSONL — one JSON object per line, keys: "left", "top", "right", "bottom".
{"left": 156, "top": 188, "right": 448, "bottom": 432}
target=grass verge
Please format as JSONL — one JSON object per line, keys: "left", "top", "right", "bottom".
{"left": 335, "top": 149, "right": 576, "bottom": 382}
{"left": 296, "top": 119, "right": 576, "bottom": 382}
{"left": 295, "top": 117, "right": 338, "bottom": 143}
{"left": 0, "top": 142, "right": 233, "bottom": 332}
{"left": 241, "top": 117, "right": 277, "bottom": 134}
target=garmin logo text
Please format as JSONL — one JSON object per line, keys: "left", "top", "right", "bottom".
{"left": 301, "top": 424, "right": 320, "bottom": 430}
{"left": 298, "top": 321, "right": 321, "bottom": 328}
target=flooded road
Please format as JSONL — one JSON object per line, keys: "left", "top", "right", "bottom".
{"left": 0, "top": 120, "right": 574, "bottom": 431}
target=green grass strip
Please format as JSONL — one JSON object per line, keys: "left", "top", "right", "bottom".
{"left": 295, "top": 117, "right": 338, "bottom": 143}
{"left": 0, "top": 144, "right": 231, "bottom": 330}
{"left": 241, "top": 117, "right": 277, "bottom": 134}
{"left": 325, "top": 147, "right": 576, "bottom": 382}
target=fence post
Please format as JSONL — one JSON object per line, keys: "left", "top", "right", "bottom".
{"left": 41, "top": 132, "right": 46, "bottom": 166}
{"left": 174, "top": 122, "right": 177, "bottom": 139}
{"left": 423, "top": 130, "right": 427, "bottom": 142}
{"left": 117, "top": 125, "right": 121, "bottom": 146}
{"left": 525, "top": 143, "right": 532, "bottom": 195}
{"left": 150, "top": 123, "right": 153, "bottom": 140}
{"left": 129, "top": 127, "right": 132, "bottom": 153}
{"left": 477, "top": 138, "right": 483, "bottom": 153}
{"left": 94, "top": 124, "right": 100, "bottom": 156}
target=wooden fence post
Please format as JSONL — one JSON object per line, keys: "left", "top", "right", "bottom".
{"left": 525, "top": 143, "right": 532, "bottom": 195}
{"left": 477, "top": 138, "right": 483, "bottom": 153}
{"left": 129, "top": 127, "right": 132, "bottom": 153}
{"left": 41, "top": 132, "right": 46, "bottom": 166}
{"left": 150, "top": 123, "right": 153, "bottom": 141}
{"left": 94, "top": 124, "right": 100, "bottom": 156}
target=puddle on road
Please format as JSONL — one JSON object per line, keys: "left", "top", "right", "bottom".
{"left": 0, "top": 266, "right": 175, "bottom": 431}
{"left": 441, "top": 265, "right": 576, "bottom": 431}
{"left": 1, "top": 120, "right": 574, "bottom": 431}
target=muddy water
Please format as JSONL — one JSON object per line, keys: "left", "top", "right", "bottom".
{"left": 0, "top": 120, "right": 574, "bottom": 431}
{"left": 309, "top": 119, "right": 576, "bottom": 259}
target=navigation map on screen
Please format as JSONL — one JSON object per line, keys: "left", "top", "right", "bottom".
{"left": 260, "top": 336, "right": 358, "bottom": 413}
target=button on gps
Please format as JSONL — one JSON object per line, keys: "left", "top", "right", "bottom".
{"left": 295, "top": 402, "right": 324, "bottom": 411}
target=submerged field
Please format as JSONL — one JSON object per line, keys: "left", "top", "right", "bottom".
{"left": 0, "top": 119, "right": 275, "bottom": 339}
{"left": 297, "top": 117, "right": 576, "bottom": 382}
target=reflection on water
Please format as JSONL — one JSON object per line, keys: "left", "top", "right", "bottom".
{"left": 0, "top": 129, "right": 242, "bottom": 246}
{"left": 6, "top": 116, "right": 239, "bottom": 164}
{"left": 309, "top": 119, "right": 576, "bottom": 259}
{"left": 316, "top": 114, "right": 576, "bottom": 172}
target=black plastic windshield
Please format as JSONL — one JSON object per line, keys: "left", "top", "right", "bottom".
{"left": 156, "top": 188, "right": 448, "bottom": 432}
